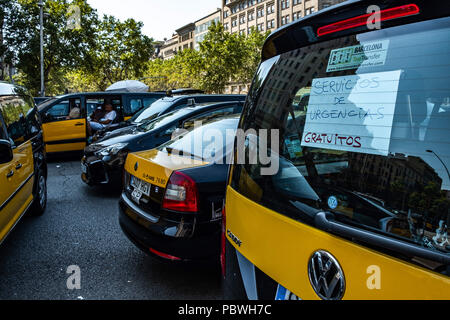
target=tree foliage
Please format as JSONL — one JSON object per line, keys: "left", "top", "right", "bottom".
{"left": 2, "top": 2, "right": 267, "bottom": 96}
{"left": 1, "top": 0, "right": 154, "bottom": 95}
{"left": 145, "top": 23, "right": 269, "bottom": 93}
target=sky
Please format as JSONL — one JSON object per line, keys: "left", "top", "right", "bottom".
{"left": 87, "top": 0, "right": 220, "bottom": 41}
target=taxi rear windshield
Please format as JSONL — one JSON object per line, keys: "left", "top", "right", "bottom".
{"left": 232, "top": 17, "right": 450, "bottom": 272}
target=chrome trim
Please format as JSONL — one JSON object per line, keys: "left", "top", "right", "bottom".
{"left": 121, "top": 192, "right": 160, "bottom": 224}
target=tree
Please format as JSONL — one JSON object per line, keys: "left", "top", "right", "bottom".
{"left": 87, "top": 15, "right": 154, "bottom": 90}
{"left": 197, "top": 22, "right": 247, "bottom": 93}
{"left": 2, "top": 1, "right": 154, "bottom": 95}
{"left": 236, "top": 27, "right": 270, "bottom": 85}
{"left": 3, "top": 0, "right": 99, "bottom": 95}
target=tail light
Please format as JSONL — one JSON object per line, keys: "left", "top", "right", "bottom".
{"left": 317, "top": 4, "right": 420, "bottom": 37}
{"left": 162, "top": 171, "right": 199, "bottom": 213}
{"left": 220, "top": 205, "right": 226, "bottom": 278}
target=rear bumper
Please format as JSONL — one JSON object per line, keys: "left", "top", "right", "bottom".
{"left": 118, "top": 192, "right": 220, "bottom": 262}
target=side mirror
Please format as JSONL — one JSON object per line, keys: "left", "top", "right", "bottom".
{"left": 0, "top": 139, "right": 13, "bottom": 164}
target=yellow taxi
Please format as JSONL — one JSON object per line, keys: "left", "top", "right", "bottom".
{"left": 0, "top": 82, "right": 47, "bottom": 244}
{"left": 223, "top": 0, "right": 450, "bottom": 300}
{"left": 37, "top": 92, "right": 165, "bottom": 153}
{"left": 119, "top": 116, "right": 239, "bottom": 262}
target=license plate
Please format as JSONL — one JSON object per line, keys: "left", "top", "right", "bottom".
{"left": 131, "top": 189, "right": 143, "bottom": 204}
{"left": 275, "top": 285, "right": 301, "bottom": 300}
{"left": 81, "top": 163, "right": 87, "bottom": 174}
{"left": 130, "top": 176, "right": 151, "bottom": 196}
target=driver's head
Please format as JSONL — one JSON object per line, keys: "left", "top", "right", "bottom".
{"left": 104, "top": 104, "right": 113, "bottom": 112}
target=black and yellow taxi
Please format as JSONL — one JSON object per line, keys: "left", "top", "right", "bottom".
{"left": 37, "top": 91, "right": 165, "bottom": 154}
{"left": 0, "top": 82, "right": 47, "bottom": 245}
{"left": 223, "top": 0, "right": 450, "bottom": 299}
{"left": 119, "top": 116, "right": 240, "bottom": 262}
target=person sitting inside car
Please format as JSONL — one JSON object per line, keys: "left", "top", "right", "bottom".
{"left": 90, "top": 104, "right": 106, "bottom": 122}
{"left": 66, "top": 103, "right": 81, "bottom": 120}
{"left": 88, "top": 103, "right": 117, "bottom": 135}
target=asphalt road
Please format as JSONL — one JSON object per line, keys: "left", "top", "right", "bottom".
{"left": 0, "top": 155, "right": 222, "bottom": 300}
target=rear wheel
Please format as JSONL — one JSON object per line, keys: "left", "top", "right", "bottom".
{"left": 31, "top": 157, "right": 47, "bottom": 216}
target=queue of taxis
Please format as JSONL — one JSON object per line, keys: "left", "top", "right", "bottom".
{"left": 0, "top": 82, "right": 47, "bottom": 245}
{"left": 81, "top": 101, "right": 243, "bottom": 186}
{"left": 37, "top": 92, "right": 165, "bottom": 154}
{"left": 222, "top": 0, "right": 450, "bottom": 300}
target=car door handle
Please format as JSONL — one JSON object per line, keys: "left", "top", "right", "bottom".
{"left": 314, "top": 212, "right": 450, "bottom": 265}
{"left": 16, "top": 163, "right": 22, "bottom": 170}
{"left": 6, "top": 170, "right": 14, "bottom": 178}
{"left": 75, "top": 122, "right": 85, "bottom": 126}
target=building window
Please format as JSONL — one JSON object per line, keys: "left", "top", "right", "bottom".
{"left": 248, "top": 10, "right": 255, "bottom": 21}
{"left": 281, "top": 0, "right": 290, "bottom": 9}
{"left": 293, "top": 11, "right": 302, "bottom": 20}
{"left": 293, "top": 0, "right": 302, "bottom": 5}
{"left": 257, "top": 6, "right": 265, "bottom": 18}
{"left": 267, "top": 3, "right": 275, "bottom": 14}
{"left": 267, "top": 19, "right": 275, "bottom": 29}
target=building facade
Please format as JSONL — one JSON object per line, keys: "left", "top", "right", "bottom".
{"left": 159, "top": 0, "right": 347, "bottom": 92}
{"left": 222, "top": 0, "right": 345, "bottom": 37}
{"left": 195, "top": 9, "right": 222, "bottom": 51}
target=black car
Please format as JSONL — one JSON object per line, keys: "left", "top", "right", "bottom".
{"left": 119, "top": 116, "right": 240, "bottom": 262}
{"left": 81, "top": 101, "right": 244, "bottom": 186}
{"left": 93, "top": 94, "right": 246, "bottom": 141}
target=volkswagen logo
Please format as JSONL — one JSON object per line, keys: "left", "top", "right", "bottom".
{"left": 134, "top": 162, "right": 139, "bottom": 171}
{"left": 308, "top": 250, "right": 345, "bottom": 300}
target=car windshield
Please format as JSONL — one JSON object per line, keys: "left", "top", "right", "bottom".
{"left": 232, "top": 17, "right": 450, "bottom": 267}
{"left": 137, "top": 109, "right": 191, "bottom": 132}
{"left": 132, "top": 99, "right": 175, "bottom": 123}
{"left": 159, "top": 117, "right": 239, "bottom": 162}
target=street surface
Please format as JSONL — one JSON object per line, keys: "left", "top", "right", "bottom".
{"left": 0, "top": 155, "right": 222, "bottom": 300}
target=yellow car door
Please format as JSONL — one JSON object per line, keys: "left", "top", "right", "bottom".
{"left": 41, "top": 97, "right": 86, "bottom": 153}
{"left": 0, "top": 105, "right": 34, "bottom": 243}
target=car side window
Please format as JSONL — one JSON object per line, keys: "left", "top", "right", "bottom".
{"left": 0, "top": 97, "right": 27, "bottom": 147}
{"left": 45, "top": 99, "right": 82, "bottom": 122}
{"left": 129, "top": 99, "right": 143, "bottom": 114}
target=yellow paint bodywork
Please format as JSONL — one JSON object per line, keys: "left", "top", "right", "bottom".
{"left": 125, "top": 149, "right": 209, "bottom": 188}
{"left": 0, "top": 141, "right": 35, "bottom": 243}
{"left": 42, "top": 118, "right": 86, "bottom": 153}
{"left": 225, "top": 186, "right": 450, "bottom": 300}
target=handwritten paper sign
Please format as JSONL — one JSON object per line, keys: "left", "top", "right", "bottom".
{"left": 301, "top": 70, "right": 402, "bottom": 156}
